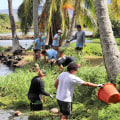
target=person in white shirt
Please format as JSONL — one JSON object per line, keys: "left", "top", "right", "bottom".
{"left": 54, "top": 62, "right": 103, "bottom": 120}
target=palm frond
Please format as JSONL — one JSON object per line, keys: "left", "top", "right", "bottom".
{"left": 111, "top": 0, "right": 120, "bottom": 19}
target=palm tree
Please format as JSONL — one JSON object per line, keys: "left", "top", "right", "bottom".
{"left": 8, "top": 0, "right": 21, "bottom": 52}
{"left": 18, "top": 0, "right": 33, "bottom": 34}
{"left": 95, "top": 0, "right": 120, "bottom": 81}
{"left": 18, "top": 0, "right": 97, "bottom": 44}
{"left": 111, "top": 0, "right": 120, "bottom": 19}
{"left": 67, "top": 0, "right": 78, "bottom": 40}
{"left": 67, "top": 0, "right": 97, "bottom": 40}
{"left": 33, "top": 0, "right": 39, "bottom": 39}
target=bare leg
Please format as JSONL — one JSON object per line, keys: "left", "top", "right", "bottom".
{"left": 37, "top": 51, "right": 40, "bottom": 60}
{"left": 34, "top": 52, "right": 36, "bottom": 61}
{"left": 60, "top": 112, "right": 62, "bottom": 119}
{"left": 61, "top": 115, "right": 68, "bottom": 120}
{"left": 58, "top": 47, "right": 60, "bottom": 57}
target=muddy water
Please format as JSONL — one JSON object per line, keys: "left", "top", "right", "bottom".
{"left": 84, "top": 56, "right": 103, "bottom": 66}
{"left": 0, "top": 109, "right": 59, "bottom": 120}
{"left": 0, "top": 109, "right": 28, "bottom": 120}
{"left": 0, "top": 63, "right": 14, "bottom": 76}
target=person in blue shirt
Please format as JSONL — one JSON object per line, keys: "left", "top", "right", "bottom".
{"left": 52, "top": 30, "right": 62, "bottom": 56}
{"left": 42, "top": 49, "right": 58, "bottom": 63}
{"left": 34, "top": 34, "right": 45, "bottom": 61}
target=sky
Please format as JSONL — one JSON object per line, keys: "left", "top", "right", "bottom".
{"left": 0, "top": 0, "right": 111, "bottom": 10}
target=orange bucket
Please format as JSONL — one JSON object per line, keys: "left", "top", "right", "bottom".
{"left": 97, "top": 83, "right": 120, "bottom": 104}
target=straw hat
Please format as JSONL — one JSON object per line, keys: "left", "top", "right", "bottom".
{"left": 34, "top": 63, "right": 40, "bottom": 69}
{"left": 38, "top": 70, "right": 46, "bottom": 77}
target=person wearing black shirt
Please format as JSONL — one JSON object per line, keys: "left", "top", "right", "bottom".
{"left": 28, "top": 69, "right": 53, "bottom": 111}
{"left": 52, "top": 56, "right": 75, "bottom": 73}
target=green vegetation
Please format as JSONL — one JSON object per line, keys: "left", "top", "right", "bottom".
{"left": 0, "top": 44, "right": 119, "bottom": 119}
{"left": 0, "top": 14, "right": 11, "bottom": 33}
{"left": 0, "top": 39, "right": 120, "bottom": 119}
{"left": 90, "top": 37, "right": 120, "bottom": 45}
{"left": 0, "top": 46, "right": 6, "bottom": 52}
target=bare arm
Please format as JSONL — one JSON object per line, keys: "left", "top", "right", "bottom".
{"left": 70, "top": 32, "right": 77, "bottom": 42}
{"left": 34, "top": 44, "right": 36, "bottom": 49}
{"left": 44, "top": 55, "right": 47, "bottom": 63}
{"left": 54, "top": 79, "right": 59, "bottom": 89}
{"left": 53, "top": 36, "right": 58, "bottom": 40}
{"left": 82, "top": 82, "right": 98, "bottom": 87}
{"left": 55, "top": 65, "right": 64, "bottom": 73}
{"left": 83, "top": 32, "right": 85, "bottom": 46}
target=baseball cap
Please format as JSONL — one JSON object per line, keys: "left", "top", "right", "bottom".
{"left": 67, "top": 62, "right": 80, "bottom": 71}
{"left": 58, "top": 30, "right": 62, "bottom": 34}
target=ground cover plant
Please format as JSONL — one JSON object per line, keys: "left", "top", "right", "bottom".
{"left": 0, "top": 44, "right": 120, "bottom": 119}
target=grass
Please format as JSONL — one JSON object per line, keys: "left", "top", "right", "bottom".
{"left": 0, "top": 41, "right": 120, "bottom": 119}
{"left": 0, "top": 46, "right": 6, "bottom": 52}
{"left": 88, "top": 37, "right": 120, "bottom": 45}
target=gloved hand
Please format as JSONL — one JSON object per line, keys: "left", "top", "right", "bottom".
{"left": 49, "top": 94, "right": 53, "bottom": 99}
{"left": 97, "top": 84, "right": 103, "bottom": 88}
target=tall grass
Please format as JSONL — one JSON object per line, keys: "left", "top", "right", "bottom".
{"left": 0, "top": 43, "right": 120, "bottom": 119}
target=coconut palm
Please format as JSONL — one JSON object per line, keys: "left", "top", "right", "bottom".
{"left": 8, "top": 0, "right": 21, "bottom": 52}
{"left": 95, "top": 0, "right": 120, "bottom": 81}
{"left": 67, "top": 0, "right": 97, "bottom": 40}
{"left": 18, "top": 1, "right": 33, "bottom": 34}
{"left": 111, "top": 0, "right": 120, "bottom": 19}
{"left": 33, "top": 0, "right": 39, "bottom": 39}
{"left": 18, "top": 0, "right": 97, "bottom": 44}
{"left": 18, "top": 0, "right": 41, "bottom": 39}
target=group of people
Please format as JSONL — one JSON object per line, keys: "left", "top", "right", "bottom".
{"left": 33, "top": 29, "right": 62, "bottom": 61}
{"left": 28, "top": 25, "right": 103, "bottom": 120}
{"left": 33, "top": 25, "right": 86, "bottom": 61}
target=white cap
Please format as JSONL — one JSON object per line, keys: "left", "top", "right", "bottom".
{"left": 58, "top": 30, "right": 62, "bottom": 34}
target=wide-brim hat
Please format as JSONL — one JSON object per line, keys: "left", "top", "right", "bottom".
{"left": 34, "top": 63, "right": 40, "bottom": 69}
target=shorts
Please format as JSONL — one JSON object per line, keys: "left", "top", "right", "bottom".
{"left": 76, "top": 44, "right": 83, "bottom": 47}
{"left": 34, "top": 49, "right": 40, "bottom": 53}
{"left": 57, "top": 100, "right": 72, "bottom": 115}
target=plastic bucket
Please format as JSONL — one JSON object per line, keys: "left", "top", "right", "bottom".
{"left": 97, "top": 83, "right": 120, "bottom": 104}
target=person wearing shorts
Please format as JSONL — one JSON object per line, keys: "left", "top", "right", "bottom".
{"left": 34, "top": 34, "right": 45, "bottom": 61}
{"left": 54, "top": 62, "right": 103, "bottom": 120}
{"left": 68, "top": 25, "right": 85, "bottom": 51}
{"left": 52, "top": 30, "right": 62, "bottom": 56}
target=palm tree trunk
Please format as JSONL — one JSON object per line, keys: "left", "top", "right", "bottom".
{"left": 33, "top": 0, "right": 39, "bottom": 39}
{"left": 67, "top": 0, "right": 78, "bottom": 40}
{"left": 95, "top": 0, "right": 120, "bottom": 81}
{"left": 8, "top": 0, "right": 21, "bottom": 52}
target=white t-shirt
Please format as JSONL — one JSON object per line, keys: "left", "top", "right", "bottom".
{"left": 56, "top": 72, "right": 84, "bottom": 102}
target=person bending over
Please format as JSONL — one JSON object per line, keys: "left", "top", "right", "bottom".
{"left": 54, "top": 62, "right": 103, "bottom": 120}
{"left": 28, "top": 69, "right": 53, "bottom": 111}
{"left": 42, "top": 49, "right": 58, "bottom": 63}
{"left": 52, "top": 56, "right": 75, "bottom": 74}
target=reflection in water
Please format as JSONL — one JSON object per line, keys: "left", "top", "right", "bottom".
{"left": 85, "top": 56, "right": 103, "bottom": 66}
{"left": 0, "top": 63, "right": 14, "bottom": 76}
{"left": 0, "top": 109, "right": 59, "bottom": 120}
{"left": 0, "top": 40, "right": 34, "bottom": 49}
